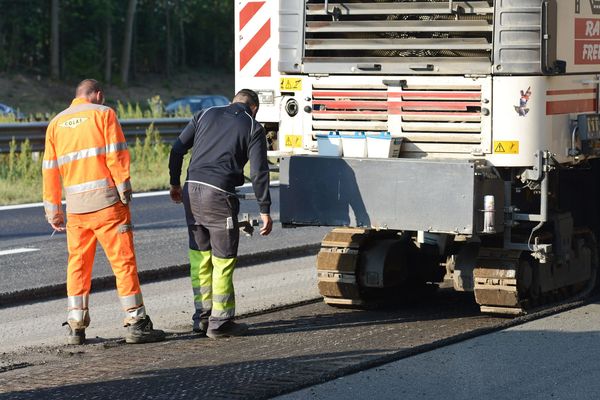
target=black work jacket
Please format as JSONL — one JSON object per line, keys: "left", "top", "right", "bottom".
{"left": 169, "top": 102, "right": 271, "bottom": 214}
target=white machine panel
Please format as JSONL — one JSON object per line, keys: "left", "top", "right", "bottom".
{"left": 489, "top": 74, "right": 599, "bottom": 167}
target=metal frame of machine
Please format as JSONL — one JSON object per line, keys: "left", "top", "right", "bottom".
{"left": 235, "top": 0, "right": 600, "bottom": 314}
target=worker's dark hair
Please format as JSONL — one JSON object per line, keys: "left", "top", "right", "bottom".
{"left": 76, "top": 79, "right": 102, "bottom": 97}
{"left": 233, "top": 89, "right": 260, "bottom": 111}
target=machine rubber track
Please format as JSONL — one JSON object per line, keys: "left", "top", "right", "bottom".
{"left": 316, "top": 228, "right": 438, "bottom": 306}
{"left": 318, "top": 228, "right": 598, "bottom": 314}
{"left": 474, "top": 229, "right": 598, "bottom": 315}
{"left": 316, "top": 227, "right": 373, "bottom": 305}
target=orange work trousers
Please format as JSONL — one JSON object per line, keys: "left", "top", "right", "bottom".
{"left": 66, "top": 202, "right": 142, "bottom": 308}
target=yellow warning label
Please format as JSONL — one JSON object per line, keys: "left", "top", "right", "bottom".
{"left": 284, "top": 135, "right": 303, "bottom": 148}
{"left": 280, "top": 78, "right": 302, "bottom": 91}
{"left": 493, "top": 141, "right": 519, "bottom": 154}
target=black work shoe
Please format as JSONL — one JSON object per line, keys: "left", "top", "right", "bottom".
{"left": 125, "top": 316, "right": 166, "bottom": 344}
{"left": 63, "top": 322, "right": 85, "bottom": 345}
{"left": 206, "top": 321, "right": 248, "bottom": 339}
{"left": 192, "top": 319, "right": 209, "bottom": 335}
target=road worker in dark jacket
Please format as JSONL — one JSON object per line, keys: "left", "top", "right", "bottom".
{"left": 169, "top": 89, "right": 272, "bottom": 339}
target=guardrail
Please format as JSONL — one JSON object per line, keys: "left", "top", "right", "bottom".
{"left": 0, "top": 117, "right": 191, "bottom": 153}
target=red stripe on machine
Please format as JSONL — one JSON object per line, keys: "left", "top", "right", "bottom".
{"left": 313, "top": 110, "right": 389, "bottom": 116}
{"left": 399, "top": 111, "right": 479, "bottom": 117}
{"left": 239, "top": 19, "right": 270, "bottom": 71}
{"left": 312, "top": 91, "right": 480, "bottom": 100}
{"left": 313, "top": 100, "right": 388, "bottom": 110}
{"left": 546, "top": 89, "right": 597, "bottom": 96}
{"left": 312, "top": 110, "right": 478, "bottom": 117}
{"left": 389, "top": 102, "right": 473, "bottom": 112}
{"left": 239, "top": 1, "right": 265, "bottom": 31}
{"left": 255, "top": 59, "right": 271, "bottom": 77}
{"left": 546, "top": 99, "right": 597, "bottom": 115}
{"left": 313, "top": 100, "right": 478, "bottom": 111}
{"left": 388, "top": 110, "right": 480, "bottom": 116}
{"left": 313, "top": 91, "right": 388, "bottom": 99}
{"left": 391, "top": 92, "right": 481, "bottom": 100}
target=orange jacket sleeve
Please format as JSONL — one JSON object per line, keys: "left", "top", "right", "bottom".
{"left": 103, "top": 109, "right": 132, "bottom": 198}
{"left": 42, "top": 122, "right": 64, "bottom": 223}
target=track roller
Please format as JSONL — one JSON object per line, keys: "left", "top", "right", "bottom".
{"left": 474, "top": 229, "right": 599, "bottom": 315}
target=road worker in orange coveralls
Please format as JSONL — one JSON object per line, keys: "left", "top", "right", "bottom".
{"left": 42, "top": 79, "right": 165, "bottom": 345}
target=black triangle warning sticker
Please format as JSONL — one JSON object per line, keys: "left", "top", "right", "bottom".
{"left": 493, "top": 141, "right": 519, "bottom": 154}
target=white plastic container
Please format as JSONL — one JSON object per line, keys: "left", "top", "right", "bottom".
{"left": 316, "top": 132, "right": 343, "bottom": 156}
{"left": 366, "top": 132, "right": 403, "bottom": 158}
{"left": 340, "top": 132, "right": 368, "bottom": 157}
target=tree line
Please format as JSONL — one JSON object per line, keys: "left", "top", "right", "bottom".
{"left": 0, "top": 0, "right": 233, "bottom": 84}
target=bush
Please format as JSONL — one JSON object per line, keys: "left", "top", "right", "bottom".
{"left": 1, "top": 138, "right": 41, "bottom": 182}
{"left": 116, "top": 96, "right": 168, "bottom": 119}
{"left": 117, "top": 101, "right": 144, "bottom": 119}
{"left": 0, "top": 138, "right": 43, "bottom": 204}
{"left": 128, "top": 123, "right": 187, "bottom": 192}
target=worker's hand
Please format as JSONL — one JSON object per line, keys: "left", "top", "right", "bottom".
{"left": 120, "top": 189, "right": 133, "bottom": 205}
{"left": 50, "top": 222, "right": 66, "bottom": 232}
{"left": 170, "top": 185, "right": 183, "bottom": 204}
{"left": 49, "top": 215, "right": 66, "bottom": 232}
{"left": 259, "top": 213, "right": 272, "bottom": 236}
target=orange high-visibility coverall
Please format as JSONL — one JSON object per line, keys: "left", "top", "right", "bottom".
{"left": 42, "top": 98, "right": 145, "bottom": 328}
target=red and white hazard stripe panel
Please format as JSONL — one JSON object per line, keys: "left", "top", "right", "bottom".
{"left": 239, "top": 1, "right": 271, "bottom": 78}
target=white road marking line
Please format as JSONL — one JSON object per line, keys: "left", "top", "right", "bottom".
{"left": 0, "top": 181, "right": 280, "bottom": 211}
{"left": 132, "top": 190, "right": 169, "bottom": 198}
{"left": 0, "top": 201, "right": 65, "bottom": 211}
{"left": 0, "top": 248, "right": 40, "bottom": 256}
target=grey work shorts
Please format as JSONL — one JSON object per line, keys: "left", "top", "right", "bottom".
{"left": 182, "top": 182, "right": 240, "bottom": 258}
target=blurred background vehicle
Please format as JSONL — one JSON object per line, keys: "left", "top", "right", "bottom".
{"left": 0, "top": 103, "right": 25, "bottom": 121}
{"left": 164, "top": 95, "right": 229, "bottom": 116}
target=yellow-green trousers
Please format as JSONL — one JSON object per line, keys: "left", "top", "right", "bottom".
{"left": 183, "top": 183, "right": 241, "bottom": 330}
{"left": 189, "top": 249, "right": 236, "bottom": 330}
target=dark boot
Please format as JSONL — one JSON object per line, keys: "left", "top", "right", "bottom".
{"left": 192, "top": 318, "right": 209, "bottom": 335}
{"left": 192, "top": 309, "right": 209, "bottom": 335}
{"left": 63, "top": 322, "right": 85, "bottom": 345}
{"left": 206, "top": 321, "right": 248, "bottom": 339}
{"left": 125, "top": 316, "right": 166, "bottom": 344}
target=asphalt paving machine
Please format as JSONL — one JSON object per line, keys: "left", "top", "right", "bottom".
{"left": 235, "top": 0, "right": 600, "bottom": 314}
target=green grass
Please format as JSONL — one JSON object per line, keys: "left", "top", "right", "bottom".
{"left": 0, "top": 138, "right": 43, "bottom": 204}
{"left": 243, "top": 161, "right": 280, "bottom": 183}
{"left": 115, "top": 95, "right": 192, "bottom": 119}
{"left": 0, "top": 114, "right": 17, "bottom": 123}
{"left": 128, "top": 122, "right": 187, "bottom": 192}
{"left": 0, "top": 179, "right": 42, "bottom": 204}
